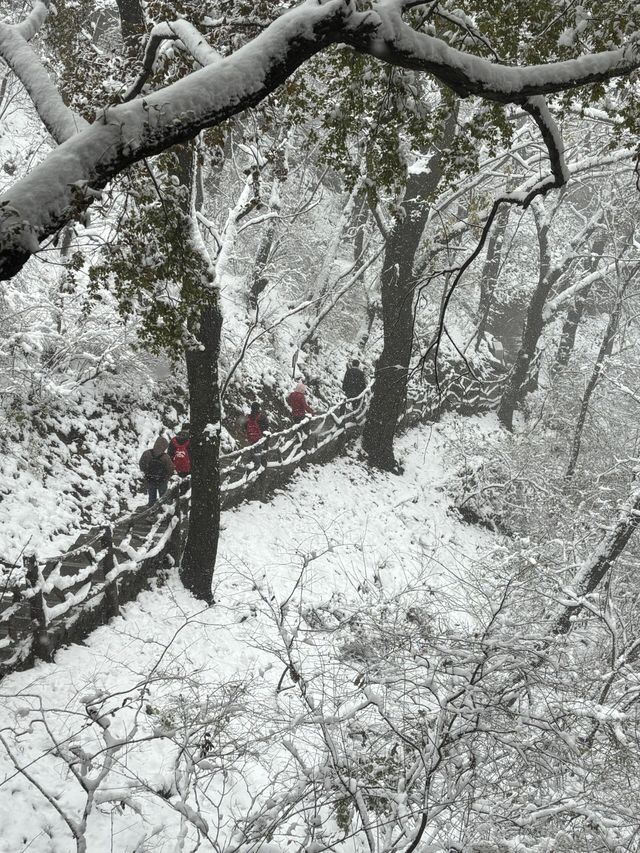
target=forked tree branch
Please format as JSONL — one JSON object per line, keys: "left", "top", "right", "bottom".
{"left": 123, "top": 19, "right": 222, "bottom": 102}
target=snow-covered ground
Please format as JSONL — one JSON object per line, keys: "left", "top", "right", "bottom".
{"left": 0, "top": 415, "right": 501, "bottom": 853}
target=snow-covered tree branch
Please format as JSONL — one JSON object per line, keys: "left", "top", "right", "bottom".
{"left": 1, "top": 0, "right": 640, "bottom": 281}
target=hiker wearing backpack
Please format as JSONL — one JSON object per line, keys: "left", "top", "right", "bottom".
{"left": 139, "top": 436, "right": 175, "bottom": 506}
{"left": 169, "top": 423, "right": 191, "bottom": 477}
{"left": 342, "top": 358, "right": 367, "bottom": 400}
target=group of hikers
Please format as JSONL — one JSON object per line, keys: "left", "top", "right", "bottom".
{"left": 139, "top": 359, "right": 368, "bottom": 505}
{"left": 139, "top": 423, "right": 192, "bottom": 505}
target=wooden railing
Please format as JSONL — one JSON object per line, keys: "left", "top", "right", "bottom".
{"left": 0, "top": 366, "right": 504, "bottom": 678}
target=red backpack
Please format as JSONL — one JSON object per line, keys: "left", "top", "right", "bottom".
{"left": 171, "top": 438, "right": 191, "bottom": 474}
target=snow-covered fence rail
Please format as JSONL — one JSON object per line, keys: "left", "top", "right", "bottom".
{"left": 0, "top": 491, "right": 186, "bottom": 676}
{"left": 0, "top": 365, "right": 504, "bottom": 678}
{"left": 219, "top": 390, "right": 371, "bottom": 508}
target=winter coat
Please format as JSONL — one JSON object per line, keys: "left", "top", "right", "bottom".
{"left": 342, "top": 366, "right": 366, "bottom": 399}
{"left": 246, "top": 412, "right": 269, "bottom": 445}
{"left": 139, "top": 436, "right": 175, "bottom": 486}
{"left": 169, "top": 434, "right": 191, "bottom": 474}
{"left": 287, "top": 390, "right": 313, "bottom": 422}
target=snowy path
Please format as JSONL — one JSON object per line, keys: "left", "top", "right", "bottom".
{"left": 0, "top": 415, "right": 501, "bottom": 853}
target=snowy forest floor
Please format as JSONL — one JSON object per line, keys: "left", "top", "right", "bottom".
{"left": 0, "top": 414, "right": 502, "bottom": 853}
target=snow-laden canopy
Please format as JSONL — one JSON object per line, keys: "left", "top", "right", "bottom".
{"left": 0, "top": 0, "right": 639, "bottom": 281}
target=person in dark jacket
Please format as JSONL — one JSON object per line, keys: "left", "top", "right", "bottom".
{"left": 139, "top": 436, "right": 174, "bottom": 506}
{"left": 169, "top": 423, "right": 191, "bottom": 477}
{"left": 246, "top": 402, "right": 269, "bottom": 444}
{"left": 287, "top": 381, "right": 313, "bottom": 424}
{"left": 342, "top": 359, "right": 367, "bottom": 399}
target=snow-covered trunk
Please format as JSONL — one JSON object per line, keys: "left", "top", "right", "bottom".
{"left": 351, "top": 190, "right": 369, "bottom": 274}
{"left": 249, "top": 218, "right": 277, "bottom": 308}
{"left": 497, "top": 199, "right": 556, "bottom": 429}
{"left": 565, "top": 274, "right": 627, "bottom": 479}
{"left": 553, "top": 470, "right": 640, "bottom": 635}
{"left": 498, "top": 198, "right": 607, "bottom": 428}
{"left": 475, "top": 201, "right": 510, "bottom": 350}
{"left": 168, "top": 143, "right": 221, "bottom": 603}
{"left": 363, "top": 111, "right": 456, "bottom": 470}
{"left": 298, "top": 245, "right": 381, "bottom": 351}
{"left": 249, "top": 147, "right": 288, "bottom": 308}
{"left": 555, "top": 294, "right": 589, "bottom": 370}
{"left": 553, "top": 233, "right": 607, "bottom": 371}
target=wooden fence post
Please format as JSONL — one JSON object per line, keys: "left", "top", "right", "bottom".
{"left": 336, "top": 401, "right": 348, "bottom": 453}
{"left": 23, "top": 553, "right": 50, "bottom": 662}
{"left": 256, "top": 435, "right": 270, "bottom": 502}
{"left": 102, "top": 527, "right": 120, "bottom": 619}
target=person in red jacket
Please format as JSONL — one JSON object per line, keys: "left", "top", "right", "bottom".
{"left": 287, "top": 381, "right": 313, "bottom": 424}
{"left": 168, "top": 423, "right": 191, "bottom": 477}
{"left": 245, "top": 402, "right": 270, "bottom": 444}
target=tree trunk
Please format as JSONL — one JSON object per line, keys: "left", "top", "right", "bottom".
{"left": 362, "top": 109, "right": 457, "bottom": 470}
{"left": 553, "top": 234, "right": 607, "bottom": 371}
{"left": 358, "top": 297, "right": 379, "bottom": 351}
{"left": 497, "top": 205, "right": 552, "bottom": 430}
{"left": 565, "top": 278, "right": 626, "bottom": 479}
{"left": 172, "top": 143, "right": 223, "bottom": 602}
{"left": 498, "top": 200, "right": 608, "bottom": 429}
{"left": 180, "top": 304, "right": 222, "bottom": 603}
{"left": 249, "top": 147, "right": 288, "bottom": 308}
{"left": 351, "top": 190, "right": 369, "bottom": 287}
{"left": 114, "top": 0, "right": 145, "bottom": 56}
{"left": 553, "top": 471, "right": 640, "bottom": 635}
{"left": 475, "top": 202, "right": 510, "bottom": 350}
{"left": 554, "top": 293, "right": 589, "bottom": 370}
{"left": 361, "top": 189, "right": 430, "bottom": 470}
{"left": 111, "top": 0, "right": 221, "bottom": 602}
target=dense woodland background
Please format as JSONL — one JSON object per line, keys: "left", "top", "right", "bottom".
{"left": 1, "top": 1, "right": 640, "bottom": 852}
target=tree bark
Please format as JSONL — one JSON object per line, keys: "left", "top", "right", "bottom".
{"left": 475, "top": 202, "right": 510, "bottom": 350}
{"left": 114, "top": 0, "right": 145, "bottom": 56}
{"left": 171, "top": 143, "right": 222, "bottom": 602}
{"left": 497, "top": 199, "right": 609, "bottom": 429}
{"left": 180, "top": 304, "right": 222, "bottom": 603}
{"left": 249, "top": 147, "right": 288, "bottom": 308}
{"left": 554, "top": 292, "right": 589, "bottom": 370}
{"left": 361, "top": 182, "right": 432, "bottom": 470}
{"left": 362, "top": 110, "right": 457, "bottom": 470}
{"left": 358, "top": 296, "right": 380, "bottom": 351}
